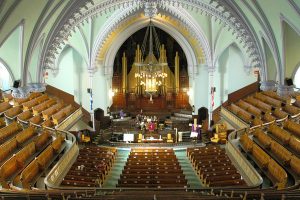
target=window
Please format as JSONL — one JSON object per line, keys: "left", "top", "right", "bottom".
{"left": 0, "top": 62, "right": 13, "bottom": 91}
{"left": 294, "top": 67, "right": 300, "bottom": 89}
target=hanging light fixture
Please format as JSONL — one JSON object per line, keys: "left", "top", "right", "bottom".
{"left": 134, "top": 1, "right": 167, "bottom": 102}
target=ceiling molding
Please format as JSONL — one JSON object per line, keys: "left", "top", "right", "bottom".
{"left": 23, "top": 0, "right": 56, "bottom": 85}
{"left": 40, "top": 0, "right": 263, "bottom": 74}
{"left": 251, "top": 0, "right": 283, "bottom": 83}
{"left": 288, "top": 0, "right": 300, "bottom": 16}
{"left": 0, "top": 0, "right": 20, "bottom": 33}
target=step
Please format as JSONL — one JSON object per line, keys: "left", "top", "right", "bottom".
{"left": 102, "top": 149, "right": 130, "bottom": 188}
{"left": 174, "top": 149, "right": 204, "bottom": 188}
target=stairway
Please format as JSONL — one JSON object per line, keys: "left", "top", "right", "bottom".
{"left": 174, "top": 149, "right": 204, "bottom": 188}
{"left": 101, "top": 149, "right": 130, "bottom": 188}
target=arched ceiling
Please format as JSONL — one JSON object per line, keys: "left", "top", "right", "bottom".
{"left": 0, "top": 0, "right": 300, "bottom": 84}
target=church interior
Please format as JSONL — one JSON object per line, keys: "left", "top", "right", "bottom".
{"left": 1, "top": 0, "right": 300, "bottom": 199}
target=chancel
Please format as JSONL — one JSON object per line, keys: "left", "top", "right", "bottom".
{"left": 1, "top": 0, "right": 300, "bottom": 199}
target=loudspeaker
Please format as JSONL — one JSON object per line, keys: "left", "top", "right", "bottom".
{"left": 285, "top": 78, "right": 293, "bottom": 86}
{"left": 94, "top": 108, "right": 104, "bottom": 121}
{"left": 13, "top": 80, "right": 20, "bottom": 88}
{"left": 87, "top": 88, "right": 92, "bottom": 93}
{"left": 198, "top": 107, "right": 208, "bottom": 123}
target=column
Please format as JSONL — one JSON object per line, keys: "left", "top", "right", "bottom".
{"left": 122, "top": 52, "right": 127, "bottom": 94}
{"left": 207, "top": 65, "right": 215, "bottom": 128}
{"left": 175, "top": 52, "right": 180, "bottom": 94}
{"left": 88, "top": 68, "right": 97, "bottom": 132}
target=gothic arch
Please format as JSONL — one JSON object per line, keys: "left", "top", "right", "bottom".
{"left": 91, "top": 8, "right": 211, "bottom": 77}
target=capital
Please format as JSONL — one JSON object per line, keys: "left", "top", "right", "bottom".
{"left": 87, "top": 68, "right": 97, "bottom": 77}
{"left": 206, "top": 65, "right": 216, "bottom": 73}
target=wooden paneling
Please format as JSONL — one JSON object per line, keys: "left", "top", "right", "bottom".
{"left": 228, "top": 81, "right": 259, "bottom": 103}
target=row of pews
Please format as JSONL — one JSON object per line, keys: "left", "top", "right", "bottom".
{"left": 60, "top": 146, "right": 116, "bottom": 188}
{"left": 0, "top": 119, "right": 66, "bottom": 189}
{"left": 187, "top": 146, "right": 246, "bottom": 187}
{"left": 0, "top": 92, "right": 76, "bottom": 128}
{"left": 227, "top": 91, "right": 300, "bottom": 127}
{"left": 240, "top": 134, "right": 288, "bottom": 189}
{"left": 253, "top": 128, "right": 300, "bottom": 177}
{"left": 117, "top": 148, "right": 188, "bottom": 188}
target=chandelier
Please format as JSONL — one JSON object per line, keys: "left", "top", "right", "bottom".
{"left": 134, "top": 18, "right": 168, "bottom": 99}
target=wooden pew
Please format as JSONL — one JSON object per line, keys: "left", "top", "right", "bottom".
{"left": 282, "top": 105, "right": 300, "bottom": 116}
{"left": 290, "top": 155, "right": 300, "bottom": 176}
{"left": 253, "top": 129, "right": 272, "bottom": 149}
{"left": 244, "top": 96, "right": 272, "bottom": 113}
{"left": 267, "top": 159, "right": 287, "bottom": 189}
{"left": 4, "top": 106, "right": 23, "bottom": 119}
{"left": 252, "top": 118, "right": 263, "bottom": 127}
{"left": 52, "top": 105, "right": 75, "bottom": 125}
{"left": 272, "top": 109, "right": 288, "bottom": 120}
{"left": 0, "top": 117, "right": 6, "bottom": 128}
{"left": 15, "top": 142, "right": 36, "bottom": 168}
{"left": 288, "top": 136, "right": 300, "bottom": 154}
{"left": 283, "top": 120, "right": 300, "bottom": 138}
{"left": 42, "top": 119, "right": 55, "bottom": 128}
{"left": 20, "top": 159, "right": 40, "bottom": 189}
{"left": 29, "top": 115, "right": 43, "bottom": 126}
{"left": 13, "top": 98, "right": 30, "bottom": 106}
{"left": 0, "top": 138, "right": 18, "bottom": 164}
{"left": 262, "top": 113, "right": 276, "bottom": 123}
{"left": 15, "top": 126, "right": 37, "bottom": 145}
{"left": 208, "top": 179, "right": 246, "bottom": 187}
{"left": 239, "top": 134, "right": 253, "bottom": 153}
{"left": 0, "top": 121, "right": 22, "bottom": 144}
{"left": 262, "top": 91, "right": 289, "bottom": 103}
{"left": 34, "top": 131, "right": 51, "bottom": 151}
{"left": 0, "top": 102, "right": 12, "bottom": 113}
{"left": 36, "top": 146, "right": 54, "bottom": 171}
{"left": 254, "top": 93, "right": 283, "bottom": 107}
{"left": 51, "top": 135, "right": 65, "bottom": 153}
{"left": 42, "top": 103, "right": 64, "bottom": 120}
{"left": 270, "top": 141, "right": 292, "bottom": 165}
{"left": 252, "top": 144, "right": 270, "bottom": 169}
{"left": 3, "top": 93, "right": 13, "bottom": 102}
{"left": 269, "top": 124, "right": 291, "bottom": 145}
{"left": 17, "top": 110, "right": 33, "bottom": 122}
{"left": 32, "top": 99, "right": 56, "bottom": 115}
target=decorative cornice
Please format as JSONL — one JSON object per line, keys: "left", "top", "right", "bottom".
{"left": 40, "top": 0, "right": 263, "bottom": 72}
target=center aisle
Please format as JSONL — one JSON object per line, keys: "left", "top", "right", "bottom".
{"left": 174, "top": 149, "right": 204, "bottom": 188}
{"left": 102, "top": 149, "right": 130, "bottom": 188}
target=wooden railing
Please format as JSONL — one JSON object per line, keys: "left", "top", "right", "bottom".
{"left": 226, "top": 132, "right": 263, "bottom": 187}
{"left": 56, "top": 107, "right": 83, "bottom": 131}
{"left": 220, "top": 106, "right": 249, "bottom": 129}
{"left": 44, "top": 132, "right": 79, "bottom": 189}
